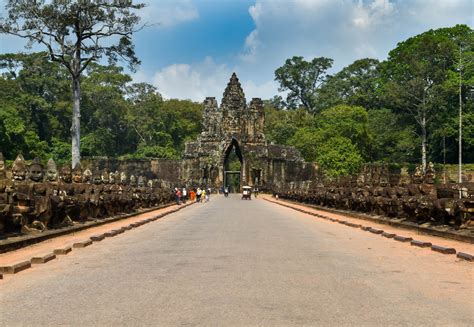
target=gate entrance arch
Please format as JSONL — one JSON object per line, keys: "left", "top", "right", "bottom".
{"left": 182, "top": 73, "right": 309, "bottom": 192}
{"left": 223, "top": 138, "right": 243, "bottom": 192}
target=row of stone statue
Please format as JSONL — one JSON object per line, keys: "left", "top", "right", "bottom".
{"left": 0, "top": 154, "right": 175, "bottom": 237}
{"left": 277, "top": 182, "right": 474, "bottom": 229}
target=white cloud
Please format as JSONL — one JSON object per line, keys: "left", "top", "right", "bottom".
{"left": 140, "top": 0, "right": 199, "bottom": 28}
{"left": 240, "top": 30, "right": 260, "bottom": 63}
{"left": 149, "top": 56, "right": 278, "bottom": 102}
{"left": 152, "top": 57, "right": 231, "bottom": 101}
{"left": 240, "top": 0, "right": 473, "bottom": 77}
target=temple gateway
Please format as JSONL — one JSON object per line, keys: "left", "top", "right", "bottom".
{"left": 181, "top": 73, "right": 317, "bottom": 191}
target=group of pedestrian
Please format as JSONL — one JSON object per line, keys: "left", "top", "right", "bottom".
{"left": 174, "top": 186, "right": 212, "bottom": 204}
{"left": 195, "top": 187, "right": 211, "bottom": 203}
{"left": 174, "top": 187, "right": 188, "bottom": 205}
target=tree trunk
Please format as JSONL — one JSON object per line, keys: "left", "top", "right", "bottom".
{"left": 458, "top": 47, "right": 463, "bottom": 184}
{"left": 71, "top": 76, "right": 81, "bottom": 168}
{"left": 421, "top": 113, "right": 427, "bottom": 173}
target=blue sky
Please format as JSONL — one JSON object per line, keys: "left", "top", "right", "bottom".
{"left": 1, "top": 0, "right": 473, "bottom": 101}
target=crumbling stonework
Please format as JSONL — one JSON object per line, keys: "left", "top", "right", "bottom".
{"left": 0, "top": 154, "right": 174, "bottom": 238}
{"left": 182, "top": 73, "right": 314, "bottom": 190}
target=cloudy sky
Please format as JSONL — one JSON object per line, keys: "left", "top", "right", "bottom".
{"left": 0, "top": 0, "right": 473, "bottom": 101}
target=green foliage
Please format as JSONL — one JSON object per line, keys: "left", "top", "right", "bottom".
{"left": 264, "top": 106, "right": 314, "bottom": 145}
{"left": 274, "top": 56, "right": 333, "bottom": 112}
{"left": 0, "top": 52, "right": 203, "bottom": 162}
{"left": 270, "top": 24, "right": 473, "bottom": 175}
{"left": 315, "top": 136, "right": 363, "bottom": 178}
{"left": 317, "top": 105, "right": 371, "bottom": 158}
{"left": 368, "top": 108, "right": 418, "bottom": 163}
{"left": 125, "top": 145, "right": 178, "bottom": 160}
{"left": 288, "top": 128, "right": 322, "bottom": 162}
{"left": 318, "top": 58, "right": 381, "bottom": 110}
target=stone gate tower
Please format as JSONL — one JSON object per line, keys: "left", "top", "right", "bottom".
{"left": 182, "top": 73, "right": 316, "bottom": 191}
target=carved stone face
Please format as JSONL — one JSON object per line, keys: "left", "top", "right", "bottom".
{"left": 29, "top": 158, "right": 44, "bottom": 182}
{"left": 83, "top": 169, "right": 92, "bottom": 183}
{"left": 120, "top": 172, "right": 128, "bottom": 184}
{"left": 0, "top": 153, "right": 6, "bottom": 179}
{"left": 12, "top": 154, "right": 27, "bottom": 181}
{"left": 109, "top": 172, "right": 115, "bottom": 184}
{"left": 46, "top": 159, "right": 58, "bottom": 182}
{"left": 129, "top": 174, "right": 137, "bottom": 186}
{"left": 92, "top": 173, "right": 102, "bottom": 185}
{"left": 138, "top": 176, "right": 145, "bottom": 187}
{"left": 72, "top": 165, "right": 83, "bottom": 183}
{"left": 60, "top": 165, "right": 72, "bottom": 183}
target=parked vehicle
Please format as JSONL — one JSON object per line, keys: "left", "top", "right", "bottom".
{"left": 242, "top": 186, "right": 252, "bottom": 200}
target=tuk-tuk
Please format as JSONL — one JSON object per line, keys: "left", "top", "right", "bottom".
{"left": 242, "top": 186, "right": 252, "bottom": 200}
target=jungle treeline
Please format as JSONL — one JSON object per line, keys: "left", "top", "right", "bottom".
{"left": 0, "top": 25, "right": 473, "bottom": 177}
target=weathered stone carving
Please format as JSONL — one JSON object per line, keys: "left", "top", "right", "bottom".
{"left": 0, "top": 152, "right": 6, "bottom": 180}
{"left": 0, "top": 159, "right": 175, "bottom": 238}
{"left": 12, "top": 154, "right": 27, "bottom": 181}
{"left": 182, "top": 73, "right": 308, "bottom": 191}
{"left": 46, "top": 159, "right": 58, "bottom": 182}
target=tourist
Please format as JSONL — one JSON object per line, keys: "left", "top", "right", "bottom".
{"left": 196, "top": 187, "right": 202, "bottom": 202}
{"left": 206, "top": 187, "right": 211, "bottom": 201}
{"left": 182, "top": 187, "right": 187, "bottom": 203}
{"left": 175, "top": 187, "right": 181, "bottom": 205}
{"left": 202, "top": 188, "right": 207, "bottom": 203}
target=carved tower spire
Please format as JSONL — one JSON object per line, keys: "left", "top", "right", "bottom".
{"left": 221, "top": 73, "right": 246, "bottom": 140}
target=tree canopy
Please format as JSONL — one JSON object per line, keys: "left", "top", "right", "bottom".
{"left": 268, "top": 25, "right": 474, "bottom": 177}
{"left": 0, "top": 52, "right": 202, "bottom": 164}
{"left": 0, "top": 0, "right": 145, "bottom": 167}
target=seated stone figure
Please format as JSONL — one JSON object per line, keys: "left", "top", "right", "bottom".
{"left": 71, "top": 163, "right": 90, "bottom": 222}
{"left": 27, "top": 157, "right": 52, "bottom": 232}
{"left": 424, "top": 162, "right": 436, "bottom": 184}
{"left": 56, "top": 164, "right": 75, "bottom": 227}
{"left": 0, "top": 152, "right": 12, "bottom": 236}
{"left": 10, "top": 155, "right": 34, "bottom": 234}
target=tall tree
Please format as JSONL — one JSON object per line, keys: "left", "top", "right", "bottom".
{"left": 275, "top": 56, "right": 333, "bottom": 113}
{"left": 0, "top": 0, "right": 145, "bottom": 167}
{"left": 381, "top": 27, "right": 461, "bottom": 171}
{"left": 318, "top": 58, "right": 381, "bottom": 111}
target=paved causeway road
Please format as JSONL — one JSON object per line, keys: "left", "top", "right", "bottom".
{"left": 1, "top": 195, "right": 473, "bottom": 325}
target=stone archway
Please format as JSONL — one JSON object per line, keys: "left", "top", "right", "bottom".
{"left": 223, "top": 138, "right": 243, "bottom": 192}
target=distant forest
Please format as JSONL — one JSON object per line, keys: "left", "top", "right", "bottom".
{"left": 0, "top": 25, "right": 472, "bottom": 176}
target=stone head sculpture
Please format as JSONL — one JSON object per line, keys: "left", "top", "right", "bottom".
{"left": 72, "top": 163, "right": 83, "bottom": 183}
{"left": 60, "top": 165, "right": 72, "bottom": 183}
{"left": 424, "top": 162, "right": 435, "bottom": 184}
{"left": 83, "top": 169, "right": 93, "bottom": 183}
{"left": 29, "top": 157, "right": 44, "bottom": 182}
{"left": 108, "top": 171, "right": 115, "bottom": 184}
{"left": 120, "top": 171, "right": 128, "bottom": 185}
{"left": 399, "top": 166, "right": 411, "bottom": 186}
{"left": 92, "top": 171, "right": 102, "bottom": 185}
{"left": 129, "top": 174, "right": 137, "bottom": 186}
{"left": 413, "top": 165, "right": 423, "bottom": 184}
{"left": 0, "top": 152, "right": 6, "bottom": 180}
{"left": 12, "top": 154, "right": 27, "bottom": 181}
{"left": 46, "top": 158, "right": 58, "bottom": 182}
{"left": 137, "top": 175, "right": 145, "bottom": 187}
{"left": 101, "top": 170, "right": 110, "bottom": 184}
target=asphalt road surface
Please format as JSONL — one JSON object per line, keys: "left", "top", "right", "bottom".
{"left": 1, "top": 195, "right": 473, "bottom": 326}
